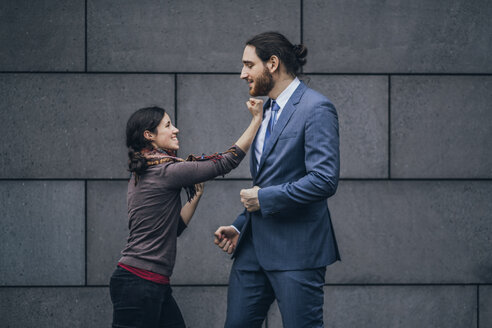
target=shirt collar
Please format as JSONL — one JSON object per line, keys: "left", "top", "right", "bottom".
{"left": 272, "top": 77, "right": 301, "bottom": 109}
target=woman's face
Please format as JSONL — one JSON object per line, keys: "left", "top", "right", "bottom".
{"left": 146, "top": 113, "right": 180, "bottom": 151}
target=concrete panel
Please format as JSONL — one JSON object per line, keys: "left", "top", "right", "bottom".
{"left": 268, "top": 286, "right": 477, "bottom": 328}
{"left": 304, "top": 0, "right": 492, "bottom": 73}
{"left": 480, "top": 286, "right": 492, "bottom": 328}
{"left": 173, "top": 180, "right": 250, "bottom": 284}
{"left": 307, "top": 76, "right": 388, "bottom": 178}
{"left": 86, "top": 180, "right": 248, "bottom": 285}
{"left": 177, "top": 75, "right": 254, "bottom": 178}
{"left": 0, "top": 286, "right": 248, "bottom": 327}
{"left": 0, "top": 181, "right": 85, "bottom": 285}
{"left": 391, "top": 76, "right": 492, "bottom": 178}
{"left": 327, "top": 180, "right": 492, "bottom": 284}
{"left": 0, "top": 287, "right": 111, "bottom": 327}
{"left": 87, "top": 181, "right": 129, "bottom": 285}
{"left": 0, "top": 1, "right": 85, "bottom": 71}
{"left": 180, "top": 74, "right": 388, "bottom": 179}
{"left": 0, "top": 74, "right": 174, "bottom": 179}
{"left": 173, "top": 286, "right": 229, "bottom": 328}
{"left": 87, "top": 0, "right": 300, "bottom": 72}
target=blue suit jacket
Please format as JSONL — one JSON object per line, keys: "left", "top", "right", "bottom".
{"left": 232, "top": 81, "right": 341, "bottom": 270}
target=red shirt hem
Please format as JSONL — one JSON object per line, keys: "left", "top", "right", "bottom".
{"left": 118, "top": 262, "right": 170, "bottom": 285}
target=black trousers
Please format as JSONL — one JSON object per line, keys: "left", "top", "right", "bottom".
{"left": 109, "top": 266, "right": 185, "bottom": 328}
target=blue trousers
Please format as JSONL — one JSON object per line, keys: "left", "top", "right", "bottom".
{"left": 225, "top": 232, "right": 326, "bottom": 328}
{"left": 109, "top": 266, "right": 185, "bottom": 328}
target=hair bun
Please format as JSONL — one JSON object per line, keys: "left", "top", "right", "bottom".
{"left": 292, "top": 44, "right": 307, "bottom": 66}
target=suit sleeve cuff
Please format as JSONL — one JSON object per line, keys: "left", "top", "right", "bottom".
{"left": 258, "top": 187, "right": 279, "bottom": 217}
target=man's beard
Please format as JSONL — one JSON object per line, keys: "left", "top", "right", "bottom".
{"left": 249, "top": 66, "right": 274, "bottom": 97}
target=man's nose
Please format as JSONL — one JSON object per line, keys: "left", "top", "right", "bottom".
{"left": 240, "top": 68, "right": 247, "bottom": 79}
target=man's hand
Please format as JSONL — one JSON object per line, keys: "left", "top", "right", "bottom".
{"left": 214, "top": 226, "right": 239, "bottom": 254}
{"left": 240, "top": 186, "right": 261, "bottom": 212}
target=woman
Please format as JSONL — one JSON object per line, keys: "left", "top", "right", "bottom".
{"left": 110, "top": 98, "right": 263, "bottom": 327}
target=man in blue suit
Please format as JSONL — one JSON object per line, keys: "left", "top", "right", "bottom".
{"left": 214, "top": 32, "right": 340, "bottom": 328}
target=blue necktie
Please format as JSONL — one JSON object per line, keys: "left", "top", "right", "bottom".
{"left": 263, "top": 100, "right": 281, "bottom": 151}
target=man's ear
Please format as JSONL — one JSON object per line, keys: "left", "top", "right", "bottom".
{"left": 267, "top": 55, "right": 279, "bottom": 74}
{"left": 143, "top": 130, "right": 154, "bottom": 141}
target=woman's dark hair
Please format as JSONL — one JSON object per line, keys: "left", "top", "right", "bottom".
{"left": 246, "top": 31, "right": 307, "bottom": 76}
{"left": 126, "top": 106, "right": 165, "bottom": 176}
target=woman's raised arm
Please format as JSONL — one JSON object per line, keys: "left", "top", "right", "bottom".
{"left": 234, "top": 98, "right": 263, "bottom": 152}
{"left": 161, "top": 98, "right": 264, "bottom": 189}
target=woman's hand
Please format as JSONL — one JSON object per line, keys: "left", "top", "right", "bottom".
{"left": 195, "top": 182, "right": 204, "bottom": 198}
{"left": 234, "top": 98, "right": 264, "bottom": 152}
{"left": 246, "top": 98, "right": 264, "bottom": 120}
{"left": 180, "top": 183, "right": 205, "bottom": 225}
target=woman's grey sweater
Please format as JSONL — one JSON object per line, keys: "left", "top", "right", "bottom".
{"left": 118, "top": 146, "right": 245, "bottom": 276}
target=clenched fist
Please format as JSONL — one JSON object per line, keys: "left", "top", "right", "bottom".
{"left": 214, "top": 226, "right": 239, "bottom": 254}
{"left": 240, "top": 186, "right": 261, "bottom": 212}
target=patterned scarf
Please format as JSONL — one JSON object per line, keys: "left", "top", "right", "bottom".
{"left": 136, "top": 147, "right": 238, "bottom": 201}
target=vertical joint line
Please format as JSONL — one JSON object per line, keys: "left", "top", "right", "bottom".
{"left": 477, "top": 285, "right": 480, "bottom": 328}
{"left": 300, "top": 0, "right": 303, "bottom": 44}
{"left": 84, "top": 180, "right": 88, "bottom": 286}
{"left": 85, "top": 0, "right": 88, "bottom": 72}
{"left": 388, "top": 75, "right": 391, "bottom": 179}
{"left": 300, "top": 0, "right": 303, "bottom": 75}
{"left": 174, "top": 74, "right": 178, "bottom": 157}
{"left": 174, "top": 74, "right": 178, "bottom": 127}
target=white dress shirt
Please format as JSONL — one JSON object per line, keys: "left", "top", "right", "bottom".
{"left": 254, "top": 77, "right": 301, "bottom": 170}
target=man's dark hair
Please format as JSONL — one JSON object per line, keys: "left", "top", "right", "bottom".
{"left": 246, "top": 31, "right": 307, "bottom": 76}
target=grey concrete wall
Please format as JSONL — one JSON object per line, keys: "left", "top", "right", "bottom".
{"left": 1, "top": 0, "right": 490, "bottom": 327}
{"left": 268, "top": 286, "right": 478, "bottom": 327}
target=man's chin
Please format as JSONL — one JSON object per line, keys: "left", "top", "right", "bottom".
{"left": 249, "top": 88, "right": 265, "bottom": 97}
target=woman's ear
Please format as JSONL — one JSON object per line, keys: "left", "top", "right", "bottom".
{"left": 143, "top": 130, "right": 155, "bottom": 141}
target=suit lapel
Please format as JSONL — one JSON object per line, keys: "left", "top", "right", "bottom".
{"left": 256, "top": 83, "right": 307, "bottom": 176}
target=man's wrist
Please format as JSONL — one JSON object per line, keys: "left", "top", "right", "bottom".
{"left": 230, "top": 225, "right": 240, "bottom": 235}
